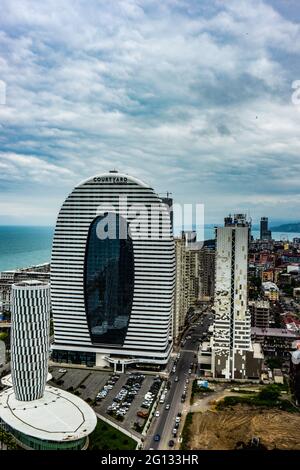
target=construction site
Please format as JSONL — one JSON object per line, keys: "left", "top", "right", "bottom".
{"left": 185, "top": 404, "right": 300, "bottom": 450}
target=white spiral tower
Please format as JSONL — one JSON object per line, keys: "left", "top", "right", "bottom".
{"left": 11, "top": 280, "right": 50, "bottom": 401}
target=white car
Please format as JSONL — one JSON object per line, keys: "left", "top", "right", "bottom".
{"left": 58, "top": 368, "right": 67, "bottom": 373}
{"left": 155, "top": 411, "right": 160, "bottom": 417}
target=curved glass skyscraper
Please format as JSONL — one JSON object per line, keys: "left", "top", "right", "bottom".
{"left": 51, "top": 171, "right": 175, "bottom": 369}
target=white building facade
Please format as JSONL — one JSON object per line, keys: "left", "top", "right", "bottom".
{"left": 0, "top": 280, "right": 96, "bottom": 450}
{"left": 51, "top": 171, "right": 175, "bottom": 369}
{"left": 212, "top": 222, "right": 251, "bottom": 379}
{"left": 173, "top": 237, "right": 187, "bottom": 342}
{"left": 11, "top": 281, "right": 50, "bottom": 401}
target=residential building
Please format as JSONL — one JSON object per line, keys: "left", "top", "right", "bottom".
{"left": 0, "top": 264, "right": 50, "bottom": 314}
{"left": 249, "top": 300, "right": 270, "bottom": 328}
{"left": 212, "top": 215, "right": 252, "bottom": 379}
{"left": 260, "top": 217, "right": 272, "bottom": 240}
{"left": 173, "top": 237, "right": 188, "bottom": 342}
{"left": 262, "top": 281, "right": 279, "bottom": 302}
{"left": 251, "top": 327, "right": 300, "bottom": 357}
{"left": 184, "top": 247, "right": 200, "bottom": 307}
{"left": 199, "top": 247, "right": 215, "bottom": 300}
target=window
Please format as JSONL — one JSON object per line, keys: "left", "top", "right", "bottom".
{"left": 84, "top": 214, "right": 134, "bottom": 345}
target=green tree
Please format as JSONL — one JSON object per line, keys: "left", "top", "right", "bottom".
{"left": 0, "top": 332, "right": 8, "bottom": 342}
{"left": 258, "top": 384, "right": 280, "bottom": 401}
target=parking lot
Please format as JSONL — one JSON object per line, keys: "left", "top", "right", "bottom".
{"left": 94, "top": 373, "right": 163, "bottom": 433}
{"left": 49, "top": 367, "right": 111, "bottom": 401}
{"left": 49, "top": 366, "right": 163, "bottom": 435}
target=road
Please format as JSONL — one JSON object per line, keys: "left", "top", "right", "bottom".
{"left": 144, "top": 309, "right": 214, "bottom": 450}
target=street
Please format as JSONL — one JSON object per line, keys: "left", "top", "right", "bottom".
{"left": 144, "top": 309, "right": 213, "bottom": 450}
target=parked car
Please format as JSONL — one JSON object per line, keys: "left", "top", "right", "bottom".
{"left": 168, "top": 440, "right": 175, "bottom": 447}
{"left": 155, "top": 411, "right": 160, "bottom": 417}
{"left": 165, "top": 403, "right": 170, "bottom": 410}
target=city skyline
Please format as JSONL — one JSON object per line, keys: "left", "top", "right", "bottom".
{"left": 0, "top": 0, "right": 300, "bottom": 225}
{"left": 1, "top": 0, "right": 300, "bottom": 457}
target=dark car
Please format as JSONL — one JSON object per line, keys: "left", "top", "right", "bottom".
{"left": 168, "top": 440, "right": 175, "bottom": 447}
{"left": 154, "top": 434, "right": 160, "bottom": 442}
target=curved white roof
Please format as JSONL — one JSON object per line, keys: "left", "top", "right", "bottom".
{"left": 0, "top": 385, "right": 97, "bottom": 442}
{"left": 77, "top": 170, "right": 151, "bottom": 189}
{"left": 1, "top": 372, "right": 52, "bottom": 388}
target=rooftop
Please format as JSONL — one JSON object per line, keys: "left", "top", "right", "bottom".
{"left": 0, "top": 385, "right": 97, "bottom": 442}
{"left": 251, "top": 327, "right": 300, "bottom": 338}
{"left": 1, "top": 372, "right": 52, "bottom": 388}
{"left": 262, "top": 281, "right": 279, "bottom": 291}
{"left": 13, "top": 280, "right": 49, "bottom": 288}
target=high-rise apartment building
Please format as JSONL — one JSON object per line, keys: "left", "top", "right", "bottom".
{"left": 212, "top": 215, "right": 252, "bottom": 379}
{"left": 199, "top": 247, "right": 215, "bottom": 300}
{"left": 173, "top": 232, "right": 202, "bottom": 343}
{"left": 173, "top": 237, "right": 188, "bottom": 342}
{"left": 51, "top": 171, "right": 175, "bottom": 370}
{"left": 185, "top": 249, "right": 200, "bottom": 307}
{"left": 260, "top": 217, "right": 272, "bottom": 240}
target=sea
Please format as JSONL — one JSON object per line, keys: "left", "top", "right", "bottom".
{"left": 0, "top": 225, "right": 300, "bottom": 272}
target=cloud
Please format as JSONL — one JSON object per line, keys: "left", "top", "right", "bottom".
{"left": 0, "top": 0, "right": 299, "bottom": 224}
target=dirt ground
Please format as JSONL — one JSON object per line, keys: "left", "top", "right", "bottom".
{"left": 188, "top": 405, "right": 300, "bottom": 450}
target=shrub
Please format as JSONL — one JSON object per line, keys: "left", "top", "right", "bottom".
{"left": 258, "top": 385, "right": 280, "bottom": 401}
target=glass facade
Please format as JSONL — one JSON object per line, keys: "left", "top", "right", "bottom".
{"left": 51, "top": 350, "right": 96, "bottom": 367}
{"left": 84, "top": 214, "right": 134, "bottom": 346}
{"left": 0, "top": 420, "right": 86, "bottom": 450}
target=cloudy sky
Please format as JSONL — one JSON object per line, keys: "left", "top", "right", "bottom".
{"left": 0, "top": 0, "right": 300, "bottom": 226}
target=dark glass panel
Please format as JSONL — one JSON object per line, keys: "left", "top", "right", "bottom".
{"left": 84, "top": 214, "right": 134, "bottom": 345}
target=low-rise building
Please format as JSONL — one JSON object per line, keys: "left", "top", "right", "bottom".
{"left": 273, "top": 368, "right": 284, "bottom": 384}
{"left": 262, "top": 270, "right": 274, "bottom": 282}
{"left": 249, "top": 300, "right": 270, "bottom": 328}
{"left": 251, "top": 327, "right": 300, "bottom": 357}
{"left": 293, "top": 287, "right": 300, "bottom": 299}
{"left": 198, "top": 341, "right": 212, "bottom": 373}
{"left": 262, "top": 281, "right": 279, "bottom": 302}
{"left": 0, "top": 264, "right": 50, "bottom": 314}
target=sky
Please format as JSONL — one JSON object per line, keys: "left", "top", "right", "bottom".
{"left": 0, "top": 0, "right": 300, "bottom": 226}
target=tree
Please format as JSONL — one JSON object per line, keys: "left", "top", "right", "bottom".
{"left": 258, "top": 385, "right": 280, "bottom": 401}
{"left": 0, "top": 332, "right": 8, "bottom": 342}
